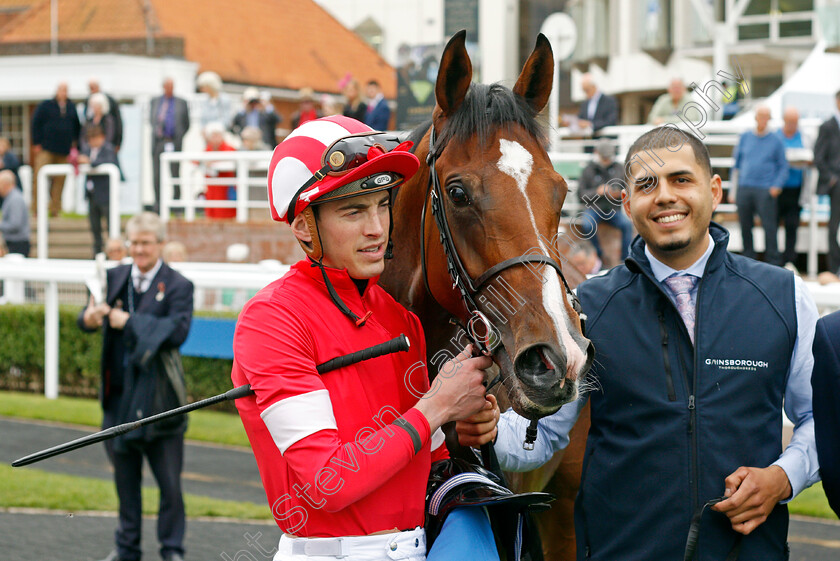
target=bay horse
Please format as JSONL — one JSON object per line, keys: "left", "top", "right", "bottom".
{"left": 379, "top": 31, "right": 592, "bottom": 560}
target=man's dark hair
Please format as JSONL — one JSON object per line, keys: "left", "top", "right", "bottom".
{"left": 86, "top": 125, "right": 105, "bottom": 139}
{"left": 836, "top": 89, "right": 840, "bottom": 100}
{"left": 367, "top": 80, "right": 380, "bottom": 88}
{"left": 625, "top": 126, "right": 712, "bottom": 182}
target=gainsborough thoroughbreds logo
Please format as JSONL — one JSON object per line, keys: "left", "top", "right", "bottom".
{"left": 705, "top": 357, "right": 769, "bottom": 372}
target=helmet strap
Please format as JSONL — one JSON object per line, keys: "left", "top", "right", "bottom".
{"left": 384, "top": 192, "right": 395, "bottom": 260}
{"left": 300, "top": 207, "right": 324, "bottom": 262}
{"left": 311, "top": 259, "right": 369, "bottom": 326}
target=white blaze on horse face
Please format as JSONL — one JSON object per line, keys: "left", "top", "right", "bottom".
{"left": 497, "top": 139, "right": 588, "bottom": 381}
{"left": 497, "top": 139, "right": 533, "bottom": 192}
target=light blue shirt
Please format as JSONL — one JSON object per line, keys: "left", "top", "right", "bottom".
{"left": 496, "top": 233, "right": 820, "bottom": 500}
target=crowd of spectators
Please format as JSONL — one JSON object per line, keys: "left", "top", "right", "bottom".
{"left": 560, "top": 75, "right": 840, "bottom": 279}
{"left": 5, "top": 73, "right": 840, "bottom": 277}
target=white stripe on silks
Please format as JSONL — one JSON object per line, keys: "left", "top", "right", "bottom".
{"left": 271, "top": 157, "right": 312, "bottom": 218}
{"left": 260, "top": 389, "right": 338, "bottom": 453}
{"left": 284, "top": 119, "right": 349, "bottom": 145}
{"left": 431, "top": 427, "right": 446, "bottom": 451}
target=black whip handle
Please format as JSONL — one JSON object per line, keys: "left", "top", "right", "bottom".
{"left": 317, "top": 334, "right": 410, "bottom": 374}
{"left": 12, "top": 385, "right": 251, "bottom": 467}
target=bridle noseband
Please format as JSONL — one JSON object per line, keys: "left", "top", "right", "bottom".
{"left": 419, "top": 125, "right": 583, "bottom": 359}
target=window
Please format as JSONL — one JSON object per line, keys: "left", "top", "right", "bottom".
{"left": 738, "top": 23, "right": 770, "bottom": 40}
{"left": 739, "top": 0, "right": 814, "bottom": 42}
{"left": 0, "top": 103, "right": 28, "bottom": 164}
{"left": 744, "top": 0, "right": 812, "bottom": 15}
{"left": 569, "top": 0, "right": 610, "bottom": 63}
{"left": 779, "top": 20, "right": 811, "bottom": 37}
{"left": 638, "top": 0, "right": 672, "bottom": 51}
{"left": 744, "top": 0, "right": 771, "bottom": 16}
{"left": 779, "top": 0, "right": 813, "bottom": 13}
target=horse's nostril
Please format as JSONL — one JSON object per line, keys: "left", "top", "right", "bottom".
{"left": 514, "top": 345, "right": 567, "bottom": 390}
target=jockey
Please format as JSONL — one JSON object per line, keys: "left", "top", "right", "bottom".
{"left": 231, "top": 115, "right": 500, "bottom": 561}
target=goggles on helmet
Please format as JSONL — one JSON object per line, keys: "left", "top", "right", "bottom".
{"left": 321, "top": 132, "right": 405, "bottom": 175}
{"left": 288, "top": 132, "right": 410, "bottom": 222}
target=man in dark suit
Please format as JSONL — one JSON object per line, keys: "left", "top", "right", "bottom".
{"left": 78, "top": 125, "right": 121, "bottom": 257}
{"left": 812, "top": 309, "right": 840, "bottom": 518}
{"left": 79, "top": 212, "right": 193, "bottom": 561}
{"left": 577, "top": 73, "right": 618, "bottom": 136}
{"left": 150, "top": 78, "right": 190, "bottom": 212}
{"left": 364, "top": 79, "right": 391, "bottom": 130}
{"left": 230, "top": 87, "right": 281, "bottom": 148}
{"left": 814, "top": 90, "right": 840, "bottom": 273}
{"left": 31, "top": 82, "right": 81, "bottom": 216}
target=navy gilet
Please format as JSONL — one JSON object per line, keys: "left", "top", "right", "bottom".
{"left": 574, "top": 223, "right": 797, "bottom": 561}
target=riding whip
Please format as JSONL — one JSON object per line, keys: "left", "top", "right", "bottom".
{"left": 12, "top": 334, "right": 411, "bottom": 467}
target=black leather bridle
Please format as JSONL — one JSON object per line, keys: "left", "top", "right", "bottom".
{"left": 419, "top": 124, "right": 583, "bottom": 358}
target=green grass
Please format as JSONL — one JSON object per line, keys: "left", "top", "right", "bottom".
{"left": 790, "top": 482, "right": 839, "bottom": 520}
{"left": 0, "top": 390, "right": 250, "bottom": 447}
{"left": 1, "top": 464, "right": 272, "bottom": 520}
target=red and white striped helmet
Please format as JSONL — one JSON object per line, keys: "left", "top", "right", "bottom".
{"left": 267, "top": 115, "right": 419, "bottom": 224}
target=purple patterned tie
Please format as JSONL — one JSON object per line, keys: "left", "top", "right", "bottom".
{"left": 664, "top": 274, "right": 698, "bottom": 343}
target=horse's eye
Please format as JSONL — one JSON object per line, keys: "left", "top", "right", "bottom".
{"left": 447, "top": 185, "right": 470, "bottom": 205}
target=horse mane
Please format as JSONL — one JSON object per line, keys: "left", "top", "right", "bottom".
{"left": 407, "top": 83, "right": 547, "bottom": 153}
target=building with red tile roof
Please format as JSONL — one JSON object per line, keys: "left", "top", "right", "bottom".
{"left": 0, "top": 0, "right": 395, "bottom": 97}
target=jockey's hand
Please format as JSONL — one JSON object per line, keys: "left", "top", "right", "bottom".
{"left": 712, "top": 465, "right": 791, "bottom": 535}
{"left": 414, "top": 344, "right": 493, "bottom": 432}
{"left": 455, "top": 394, "right": 499, "bottom": 448}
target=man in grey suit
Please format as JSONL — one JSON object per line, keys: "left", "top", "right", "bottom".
{"left": 150, "top": 78, "right": 190, "bottom": 213}
{"left": 814, "top": 90, "right": 840, "bottom": 273}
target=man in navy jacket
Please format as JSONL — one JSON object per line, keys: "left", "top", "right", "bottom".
{"left": 31, "top": 82, "right": 81, "bottom": 216}
{"left": 79, "top": 212, "right": 193, "bottom": 561}
{"left": 78, "top": 125, "right": 121, "bottom": 257}
{"left": 484, "top": 127, "right": 819, "bottom": 561}
{"left": 812, "top": 310, "right": 840, "bottom": 517}
{"left": 364, "top": 80, "right": 391, "bottom": 131}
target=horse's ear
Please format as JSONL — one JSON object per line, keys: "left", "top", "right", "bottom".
{"left": 513, "top": 33, "right": 554, "bottom": 113}
{"left": 435, "top": 30, "right": 472, "bottom": 117}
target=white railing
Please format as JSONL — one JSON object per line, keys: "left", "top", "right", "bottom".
{"left": 36, "top": 163, "right": 122, "bottom": 259}
{"left": 159, "top": 150, "right": 273, "bottom": 223}
{"left": 0, "top": 256, "right": 288, "bottom": 399}
{"left": 2, "top": 254, "right": 839, "bottom": 399}
{"left": 19, "top": 164, "right": 32, "bottom": 209}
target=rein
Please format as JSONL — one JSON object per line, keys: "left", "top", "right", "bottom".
{"left": 683, "top": 496, "right": 743, "bottom": 561}
{"left": 420, "top": 124, "right": 582, "bottom": 358}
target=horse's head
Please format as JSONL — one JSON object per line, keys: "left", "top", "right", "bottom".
{"left": 412, "top": 31, "right": 593, "bottom": 420}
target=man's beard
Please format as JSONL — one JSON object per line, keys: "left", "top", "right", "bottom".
{"left": 655, "top": 237, "right": 691, "bottom": 253}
